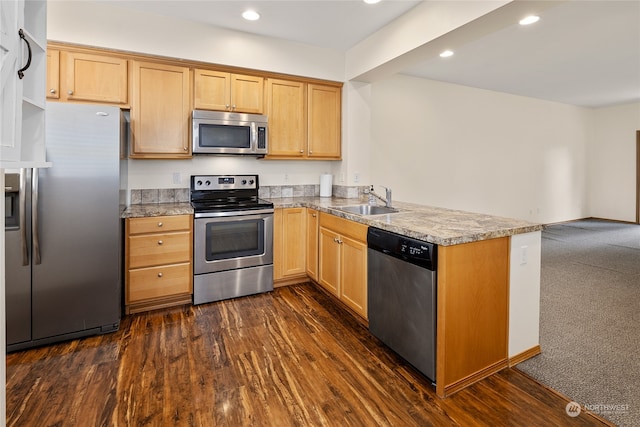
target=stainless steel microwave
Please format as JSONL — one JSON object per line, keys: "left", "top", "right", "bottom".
{"left": 192, "top": 110, "right": 268, "bottom": 156}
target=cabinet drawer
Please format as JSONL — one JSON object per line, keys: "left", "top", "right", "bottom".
{"left": 319, "top": 213, "right": 367, "bottom": 242}
{"left": 127, "top": 263, "right": 192, "bottom": 303}
{"left": 128, "top": 215, "right": 191, "bottom": 235}
{"left": 128, "top": 232, "right": 191, "bottom": 268}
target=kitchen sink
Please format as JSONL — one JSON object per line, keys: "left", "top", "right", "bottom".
{"left": 334, "top": 205, "right": 399, "bottom": 215}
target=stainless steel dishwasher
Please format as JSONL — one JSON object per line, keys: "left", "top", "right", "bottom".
{"left": 367, "top": 227, "right": 437, "bottom": 383}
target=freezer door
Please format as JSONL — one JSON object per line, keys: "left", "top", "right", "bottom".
{"left": 5, "top": 227, "right": 32, "bottom": 345}
{"left": 31, "top": 103, "right": 122, "bottom": 340}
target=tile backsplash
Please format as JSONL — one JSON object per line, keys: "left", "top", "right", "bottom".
{"left": 128, "top": 185, "right": 367, "bottom": 204}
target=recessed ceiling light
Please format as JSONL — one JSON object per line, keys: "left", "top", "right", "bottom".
{"left": 439, "top": 50, "right": 454, "bottom": 58}
{"left": 242, "top": 10, "right": 260, "bottom": 21}
{"left": 363, "top": 0, "right": 382, "bottom": 4}
{"left": 519, "top": 15, "right": 540, "bottom": 26}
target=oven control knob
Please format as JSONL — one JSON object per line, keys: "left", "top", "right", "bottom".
{"left": 197, "top": 180, "right": 202, "bottom": 186}
{"left": 205, "top": 180, "right": 211, "bottom": 186}
{"left": 249, "top": 179, "right": 254, "bottom": 185}
{"left": 241, "top": 179, "right": 247, "bottom": 185}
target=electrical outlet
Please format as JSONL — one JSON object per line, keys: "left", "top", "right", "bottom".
{"left": 284, "top": 173, "right": 289, "bottom": 182}
{"left": 520, "top": 245, "right": 528, "bottom": 265}
{"left": 354, "top": 173, "right": 360, "bottom": 183}
{"left": 172, "top": 172, "right": 181, "bottom": 185}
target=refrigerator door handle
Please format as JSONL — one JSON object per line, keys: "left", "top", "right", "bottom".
{"left": 19, "top": 168, "right": 29, "bottom": 266}
{"left": 32, "top": 167, "right": 41, "bottom": 265}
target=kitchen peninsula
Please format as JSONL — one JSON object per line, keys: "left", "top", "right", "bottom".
{"left": 121, "top": 195, "right": 543, "bottom": 398}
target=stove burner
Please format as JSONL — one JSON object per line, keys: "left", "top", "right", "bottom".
{"left": 190, "top": 174, "right": 273, "bottom": 215}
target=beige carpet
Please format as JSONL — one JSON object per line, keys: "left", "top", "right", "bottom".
{"left": 516, "top": 219, "right": 640, "bottom": 427}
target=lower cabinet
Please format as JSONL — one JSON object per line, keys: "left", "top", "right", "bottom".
{"left": 318, "top": 213, "right": 368, "bottom": 319}
{"left": 125, "top": 215, "right": 193, "bottom": 314}
{"left": 273, "top": 208, "right": 307, "bottom": 284}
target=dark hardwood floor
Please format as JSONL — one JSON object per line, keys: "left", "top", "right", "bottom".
{"left": 7, "top": 283, "right": 612, "bottom": 426}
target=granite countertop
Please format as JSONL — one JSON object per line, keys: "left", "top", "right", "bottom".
{"left": 121, "top": 197, "right": 542, "bottom": 246}
{"left": 269, "top": 196, "right": 543, "bottom": 246}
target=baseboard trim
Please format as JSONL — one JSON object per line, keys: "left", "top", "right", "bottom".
{"left": 509, "top": 345, "right": 542, "bottom": 367}
{"left": 438, "top": 359, "right": 509, "bottom": 398}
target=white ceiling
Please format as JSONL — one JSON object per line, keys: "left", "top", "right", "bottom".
{"left": 102, "top": 0, "right": 640, "bottom": 108}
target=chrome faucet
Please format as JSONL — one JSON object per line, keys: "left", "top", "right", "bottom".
{"left": 368, "top": 185, "right": 392, "bottom": 208}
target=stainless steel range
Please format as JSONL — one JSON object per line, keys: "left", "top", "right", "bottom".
{"left": 191, "top": 174, "right": 274, "bottom": 304}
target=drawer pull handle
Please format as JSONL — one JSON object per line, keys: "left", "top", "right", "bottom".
{"left": 158, "top": 240, "right": 163, "bottom": 245}
{"left": 157, "top": 222, "right": 163, "bottom": 227}
{"left": 157, "top": 272, "right": 163, "bottom": 278}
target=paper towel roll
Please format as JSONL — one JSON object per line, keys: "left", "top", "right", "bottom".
{"left": 320, "top": 173, "right": 333, "bottom": 197}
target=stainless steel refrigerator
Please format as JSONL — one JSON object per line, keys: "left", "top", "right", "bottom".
{"left": 5, "top": 102, "right": 127, "bottom": 351}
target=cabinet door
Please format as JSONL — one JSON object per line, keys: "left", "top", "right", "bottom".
{"left": 193, "top": 69, "right": 230, "bottom": 111}
{"left": 273, "top": 208, "right": 284, "bottom": 280}
{"left": 61, "top": 51, "right": 128, "bottom": 104}
{"left": 307, "top": 83, "right": 341, "bottom": 159}
{"left": 46, "top": 48, "right": 59, "bottom": 99}
{"left": 306, "top": 208, "right": 319, "bottom": 281}
{"left": 340, "top": 235, "right": 367, "bottom": 318}
{"left": 265, "top": 78, "right": 306, "bottom": 158}
{"left": 281, "top": 208, "right": 306, "bottom": 277}
{"left": 230, "top": 73, "right": 263, "bottom": 113}
{"left": 318, "top": 227, "right": 340, "bottom": 297}
{"left": 0, "top": 0, "right": 23, "bottom": 162}
{"left": 131, "top": 61, "right": 191, "bottom": 158}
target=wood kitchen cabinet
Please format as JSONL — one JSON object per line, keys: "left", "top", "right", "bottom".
{"left": 306, "top": 208, "right": 319, "bottom": 282}
{"left": 266, "top": 79, "right": 341, "bottom": 160}
{"left": 58, "top": 50, "right": 128, "bottom": 104}
{"left": 130, "top": 60, "right": 191, "bottom": 158}
{"left": 307, "top": 83, "right": 341, "bottom": 159}
{"left": 435, "top": 237, "right": 509, "bottom": 398}
{"left": 194, "top": 69, "right": 264, "bottom": 113}
{"left": 273, "top": 208, "right": 307, "bottom": 285}
{"left": 318, "top": 213, "right": 367, "bottom": 319}
{"left": 125, "top": 215, "right": 193, "bottom": 314}
{"left": 46, "top": 49, "right": 60, "bottom": 100}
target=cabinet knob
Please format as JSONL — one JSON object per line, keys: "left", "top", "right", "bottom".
{"left": 67, "top": 90, "right": 73, "bottom": 95}
{"left": 225, "top": 104, "right": 230, "bottom": 109}
{"left": 49, "top": 89, "right": 56, "bottom": 94}
{"left": 300, "top": 150, "right": 304, "bottom": 153}
{"left": 158, "top": 240, "right": 163, "bottom": 245}
{"left": 312, "top": 213, "right": 317, "bottom": 217}
{"left": 309, "top": 150, "right": 313, "bottom": 154}
{"left": 157, "top": 222, "right": 163, "bottom": 227}
{"left": 157, "top": 272, "right": 163, "bottom": 278}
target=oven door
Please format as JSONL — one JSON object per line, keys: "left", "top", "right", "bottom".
{"left": 194, "top": 211, "right": 273, "bottom": 274}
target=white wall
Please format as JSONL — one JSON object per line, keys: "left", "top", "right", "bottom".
{"left": 589, "top": 102, "right": 640, "bottom": 222}
{"left": 368, "top": 74, "right": 593, "bottom": 223}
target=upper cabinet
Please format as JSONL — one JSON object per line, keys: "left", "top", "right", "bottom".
{"left": 266, "top": 79, "right": 341, "bottom": 160}
{"left": 42, "top": 43, "right": 342, "bottom": 161}
{"left": 265, "top": 78, "right": 306, "bottom": 158}
{"left": 130, "top": 61, "right": 191, "bottom": 158}
{"left": 194, "top": 69, "right": 264, "bottom": 114}
{"left": 59, "top": 51, "right": 128, "bottom": 104}
{"left": 307, "top": 84, "right": 341, "bottom": 159}
{"left": 1, "top": 0, "right": 49, "bottom": 166}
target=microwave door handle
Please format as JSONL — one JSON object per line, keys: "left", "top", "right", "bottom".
{"left": 19, "top": 168, "right": 29, "bottom": 265}
{"left": 32, "top": 168, "right": 41, "bottom": 265}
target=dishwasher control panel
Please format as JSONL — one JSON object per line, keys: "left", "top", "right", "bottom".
{"left": 367, "top": 227, "right": 436, "bottom": 270}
